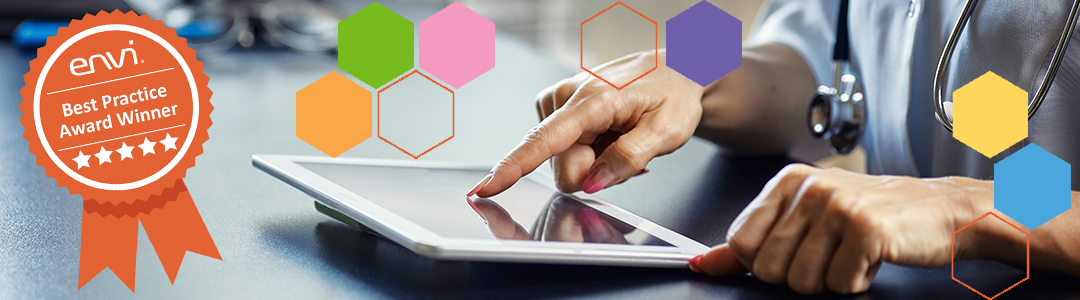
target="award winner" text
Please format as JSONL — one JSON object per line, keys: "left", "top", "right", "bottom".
{"left": 58, "top": 86, "right": 179, "bottom": 139}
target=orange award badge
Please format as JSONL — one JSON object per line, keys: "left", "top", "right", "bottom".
{"left": 18, "top": 11, "right": 219, "bottom": 291}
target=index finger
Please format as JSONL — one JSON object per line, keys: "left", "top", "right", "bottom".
{"left": 474, "top": 101, "right": 603, "bottom": 198}
{"left": 726, "top": 164, "right": 816, "bottom": 267}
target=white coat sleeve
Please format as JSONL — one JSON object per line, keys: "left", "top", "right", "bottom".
{"left": 747, "top": 0, "right": 839, "bottom": 87}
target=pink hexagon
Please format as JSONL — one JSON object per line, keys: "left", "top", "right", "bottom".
{"left": 419, "top": 2, "right": 495, "bottom": 89}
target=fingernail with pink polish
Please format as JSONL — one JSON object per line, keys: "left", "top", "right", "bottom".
{"left": 467, "top": 173, "right": 493, "bottom": 197}
{"left": 688, "top": 255, "right": 703, "bottom": 273}
{"left": 582, "top": 164, "right": 617, "bottom": 194}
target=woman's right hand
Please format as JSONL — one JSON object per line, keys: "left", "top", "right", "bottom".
{"left": 468, "top": 50, "right": 707, "bottom": 197}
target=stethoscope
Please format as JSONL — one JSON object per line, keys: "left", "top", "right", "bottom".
{"left": 808, "top": 0, "right": 866, "bottom": 154}
{"left": 809, "top": 0, "right": 1080, "bottom": 154}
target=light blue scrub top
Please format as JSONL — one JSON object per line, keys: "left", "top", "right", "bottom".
{"left": 750, "top": 0, "right": 1080, "bottom": 189}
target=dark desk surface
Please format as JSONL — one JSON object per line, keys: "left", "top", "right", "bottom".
{"left": 0, "top": 2, "right": 1076, "bottom": 299}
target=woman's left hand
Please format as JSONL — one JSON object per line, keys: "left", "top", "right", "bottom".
{"left": 690, "top": 164, "right": 995, "bottom": 294}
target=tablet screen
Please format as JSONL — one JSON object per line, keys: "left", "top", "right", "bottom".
{"left": 298, "top": 162, "right": 671, "bottom": 246}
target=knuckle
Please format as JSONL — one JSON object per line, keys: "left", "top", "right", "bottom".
{"left": 780, "top": 163, "right": 814, "bottom": 176}
{"left": 650, "top": 121, "right": 677, "bottom": 138}
{"left": 608, "top": 141, "right": 649, "bottom": 171}
{"left": 577, "top": 91, "right": 610, "bottom": 111}
{"left": 503, "top": 142, "right": 542, "bottom": 172}
{"left": 776, "top": 164, "right": 801, "bottom": 177}
{"left": 826, "top": 188, "right": 856, "bottom": 209}
{"left": 844, "top": 203, "right": 878, "bottom": 232}
{"left": 752, "top": 260, "right": 786, "bottom": 285}
{"left": 523, "top": 125, "right": 547, "bottom": 144}
{"left": 790, "top": 178, "right": 835, "bottom": 213}
{"left": 492, "top": 158, "right": 527, "bottom": 183}
{"left": 821, "top": 196, "right": 852, "bottom": 227}
{"left": 495, "top": 155, "right": 521, "bottom": 172}
{"left": 535, "top": 82, "right": 556, "bottom": 101}
{"left": 822, "top": 190, "right": 873, "bottom": 230}
{"left": 728, "top": 233, "right": 755, "bottom": 258}
{"left": 650, "top": 122, "right": 691, "bottom": 150}
{"left": 534, "top": 92, "right": 550, "bottom": 108}
{"left": 800, "top": 178, "right": 833, "bottom": 203}
{"left": 777, "top": 164, "right": 815, "bottom": 184}
{"left": 554, "top": 80, "right": 577, "bottom": 102}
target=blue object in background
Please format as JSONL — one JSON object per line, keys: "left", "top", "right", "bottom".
{"left": 994, "top": 143, "right": 1073, "bottom": 229}
{"left": 175, "top": 20, "right": 227, "bottom": 40}
{"left": 12, "top": 19, "right": 225, "bottom": 51}
{"left": 12, "top": 20, "right": 67, "bottom": 50}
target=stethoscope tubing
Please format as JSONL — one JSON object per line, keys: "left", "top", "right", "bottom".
{"left": 933, "top": 0, "right": 1080, "bottom": 132}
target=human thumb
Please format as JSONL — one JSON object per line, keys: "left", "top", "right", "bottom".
{"left": 689, "top": 243, "right": 749, "bottom": 276}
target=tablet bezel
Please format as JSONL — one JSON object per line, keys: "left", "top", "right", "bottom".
{"left": 252, "top": 154, "right": 710, "bottom": 267}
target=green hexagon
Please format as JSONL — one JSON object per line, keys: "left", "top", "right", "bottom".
{"left": 338, "top": 2, "right": 414, "bottom": 88}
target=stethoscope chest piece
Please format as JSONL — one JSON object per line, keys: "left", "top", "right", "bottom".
{"left": 809, "top": 69, "right": 866, "bottom": 154}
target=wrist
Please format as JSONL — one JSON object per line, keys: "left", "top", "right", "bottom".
{"left": 655, "top": 49, "right": 706, "bottom": 99}
{"left": 693, "top": 54, "right": 779, "bottom": 153}
{"left": 949, "top": 177, "right": 1027, "bottom": 264}
{"left": 693, "top": 43, "right": 817, "bottom": 155}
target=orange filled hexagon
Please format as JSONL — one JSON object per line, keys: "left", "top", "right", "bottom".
{"left": 296, "top": 71, "right": 372, "bottom": 157}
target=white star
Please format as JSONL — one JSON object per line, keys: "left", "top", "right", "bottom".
{"left": 116, "top": 142, "right": 134, "bottom": 161}
{"left": 160, "top": 133, "right": 178, "bottom": 152}
{"left": 73, "top": 151, "right": 91, "bottom": 169}
{"left": 138, "top": 137, "right": 156, "bottom": 156}
{"left": 94, "top": 146, "right": 112, "bottom": 165}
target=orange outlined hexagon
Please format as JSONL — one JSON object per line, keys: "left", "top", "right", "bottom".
{"left": 377, "top": 70, "right": 455, "bottom": 159}
{"left": 951, "top": 212, "right": 1030, "bottom": 300}
{"left": 580, "top": 2, "right": 658, "bottom": 90}
{"left": 296, "top": 71, "right": 372, "bottom": 157}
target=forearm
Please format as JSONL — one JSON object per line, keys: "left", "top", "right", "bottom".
{"left": 1027, "top": 197, "right": 1080, "bottom": 274}
{"left": 693, "top": 42, "right": 820, "bottom": 155}
{"left": 957, "top": 179, "right": 1080, "bottom": 275}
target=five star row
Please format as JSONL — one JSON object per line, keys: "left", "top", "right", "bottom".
{"left": 71, "top": 133, "right": 179, "bottom": 169}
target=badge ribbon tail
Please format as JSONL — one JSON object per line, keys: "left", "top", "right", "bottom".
{"left": 78, "top": 207, "right": 138, "bottom": 290}
{"left": 142, "top": 179, "right": 221, "bottom": 284}
{"left": 78, "top": 179, "right": 220, "bottom": 291}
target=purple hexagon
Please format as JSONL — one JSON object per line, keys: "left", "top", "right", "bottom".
{"left": 419, "top": 2, "right": 495, "bottom": 89}
{"left": 667, "top": 1, "right": 742, "bottom": 87}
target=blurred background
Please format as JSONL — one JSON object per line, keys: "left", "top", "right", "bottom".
{"left": 0, "top": 0, "right": 765, "bottom": 69}
{"left": 436, "top": 0, "right": 766, "bottom": 69}
{"left": 0, "top": 0, "right": 864, "bottom": 170}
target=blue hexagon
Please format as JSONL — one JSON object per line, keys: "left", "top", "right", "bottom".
{"left": 666, "top": 0, "right": 742, "bottom": 87}
{"left": 995, "top": 144, "right": 1072, "bottom": 229}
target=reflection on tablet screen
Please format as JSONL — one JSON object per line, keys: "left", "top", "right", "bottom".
{"left": 297, "top": 162, "right": 672, "bottom": 247}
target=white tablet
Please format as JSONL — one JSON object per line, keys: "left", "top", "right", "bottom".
{"left": 252, "top": 154, "right": 709, "bottom": 268}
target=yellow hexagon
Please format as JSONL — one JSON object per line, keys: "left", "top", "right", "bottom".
{"left": 953, "top": 71, "right": 1028, "bottom": 158}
